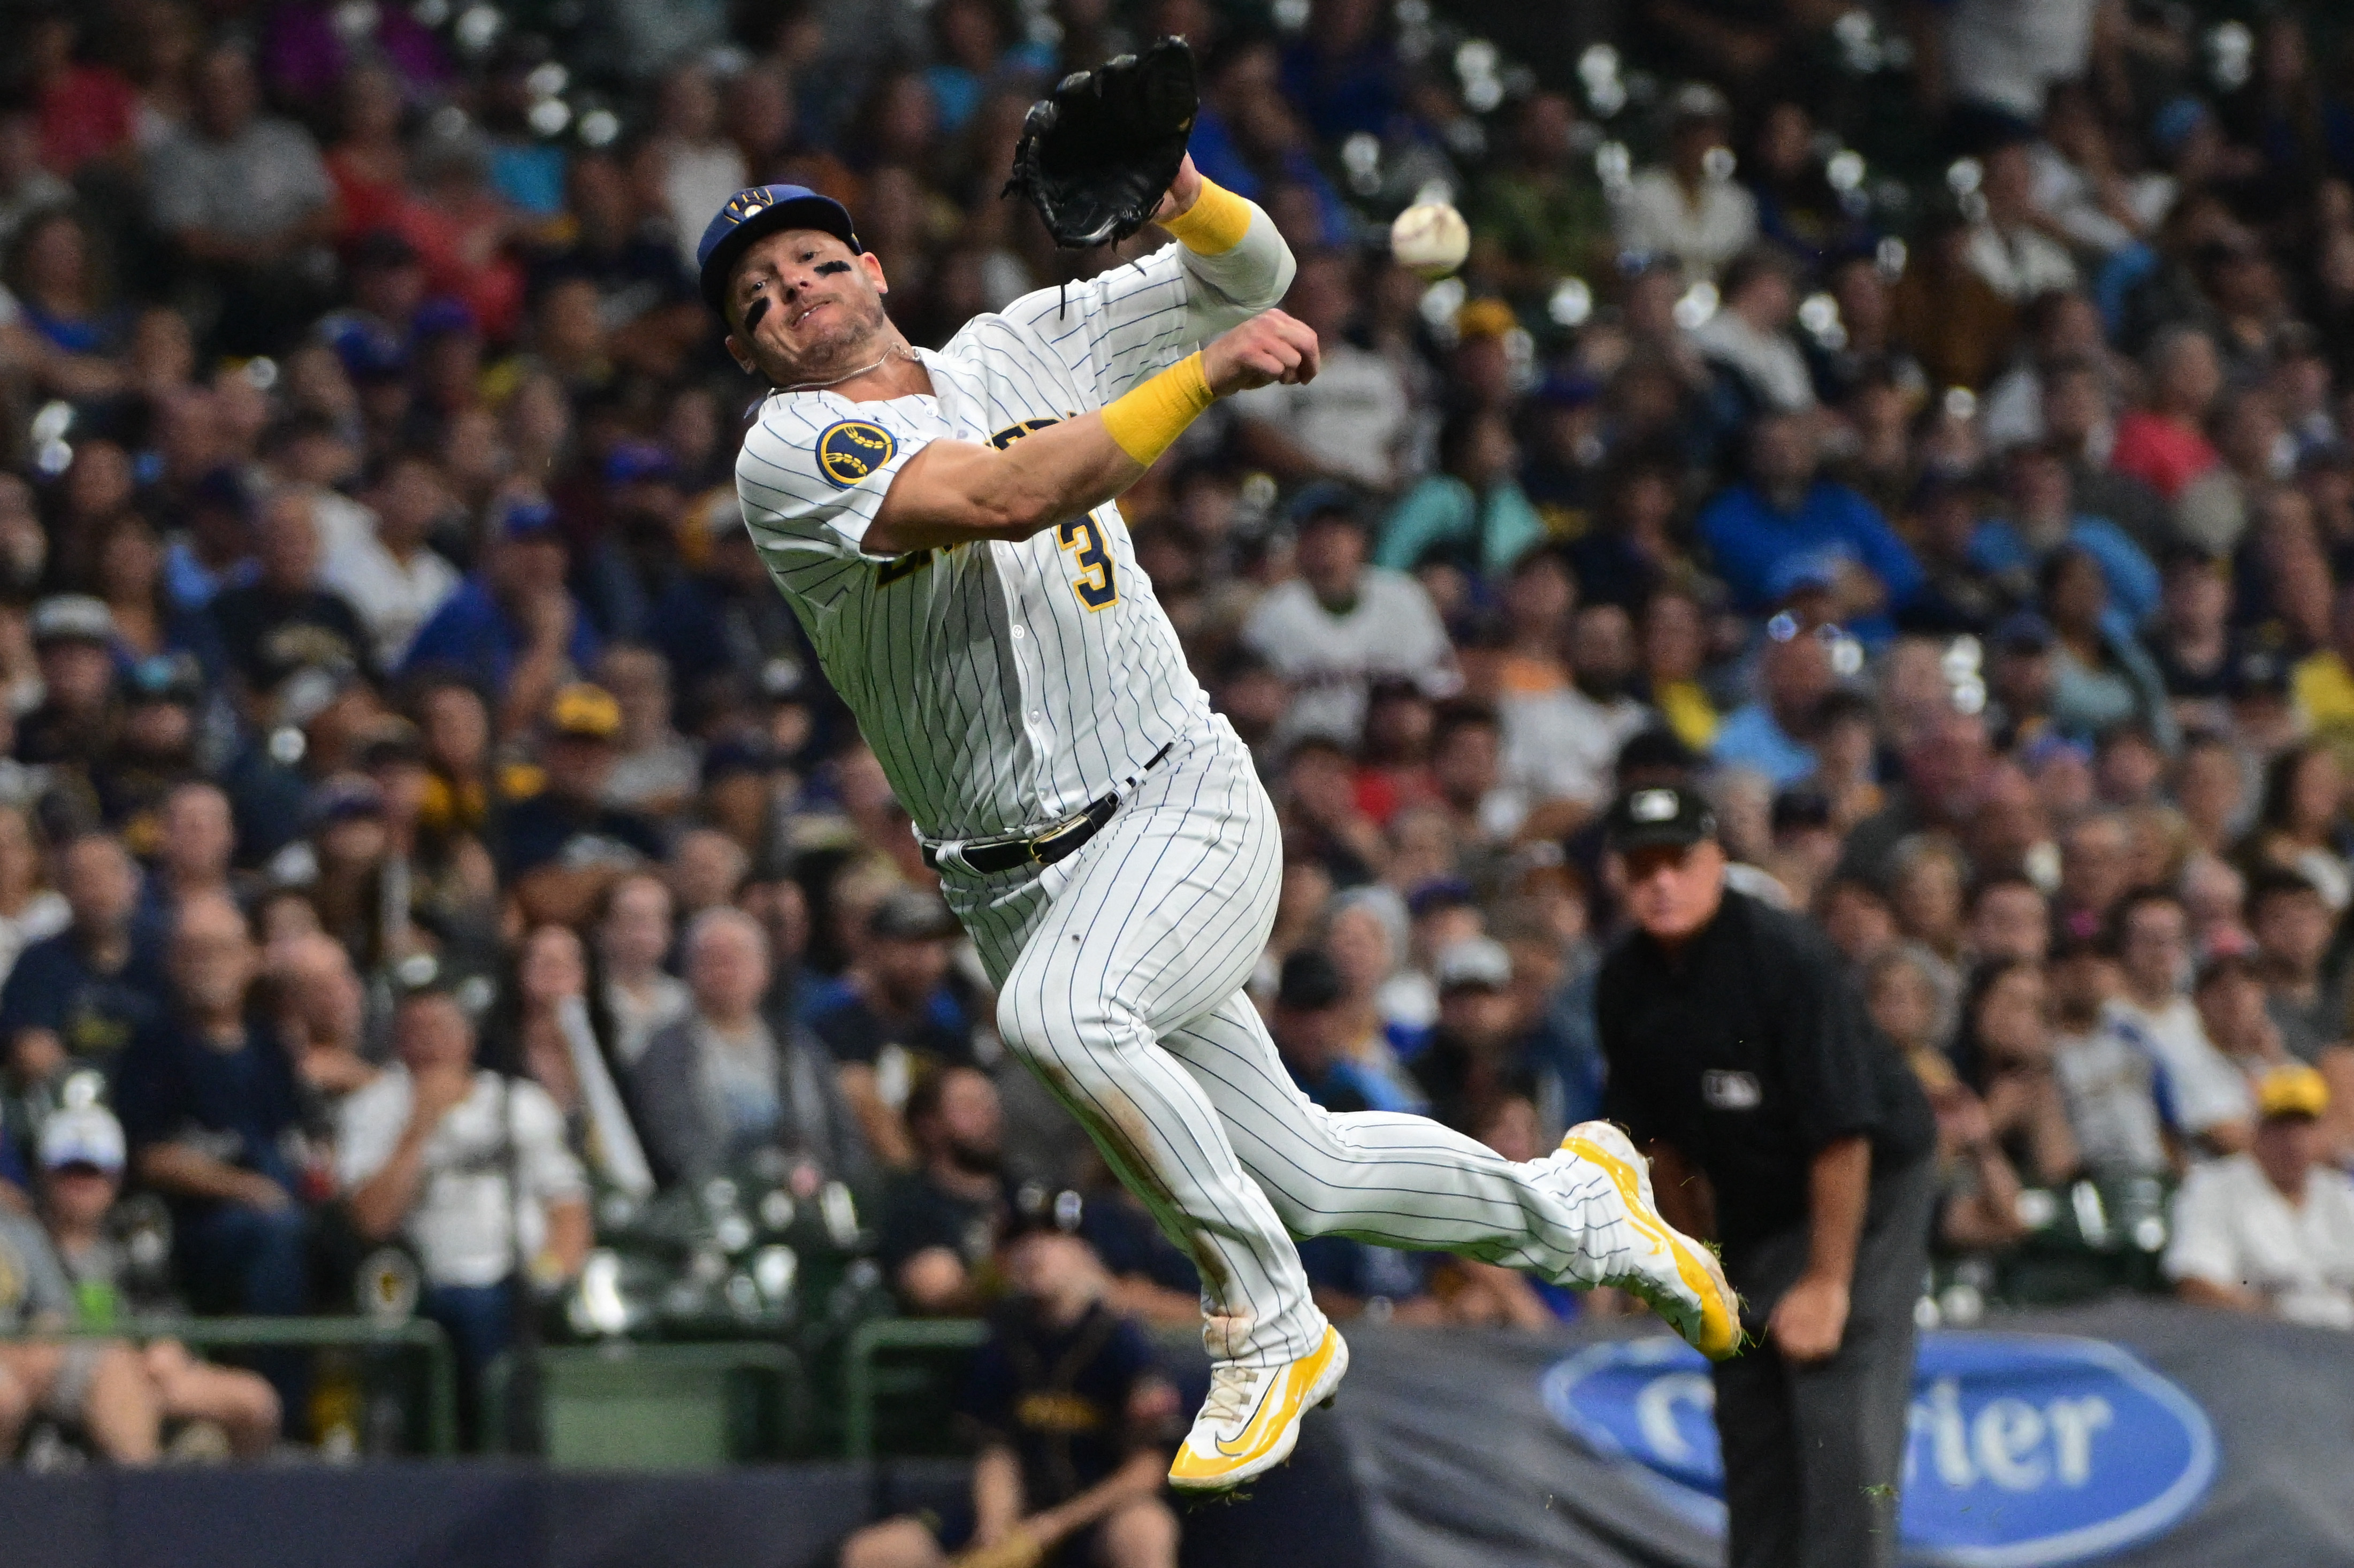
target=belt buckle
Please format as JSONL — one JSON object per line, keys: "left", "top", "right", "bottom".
{"left": 1026, "top": 813, "right": 1082, "bottom": 865}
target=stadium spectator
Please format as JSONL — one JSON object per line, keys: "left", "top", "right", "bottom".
{"left": 324, "top": 450, "right": 463, "bottom": 670}
{"left": 2166, "top": 1065, "right": 2354, "bottom": 1329}
{"left": 1233, "top": 250, "right": 1410, "bottom": 493}
{"left": 30, "top": 1106, "right": 280, "bottom": 1456}
{"left": 632, "top": 906, "right": 865, "bottom": 1187}
{"left": 1243, "top": 485, "right": 1457, "bottom": 748}
{"left": 498, "top": 684, "right": 664, "bottom": 928}
{"left": 106, "top": 893, "right": 308, "bottom": 1437}
{"left": 875, "top": 1064, "right": 1007, "bottom": 1316}
{"left": 809, "top": 889, "right": 981, "bottom": 1169}
{"left": 2, "top": 832, "right": 164, "bottom": 1090}
{"left": 402, "top": 499, "right": 599, "bottom": 738}
{"left": 148, "top": 42, "right": 336, "bottom": 355}
{"left": 2100, "top": 889, "right": 2254, "bottom": 1157}
{"left": 594, "top": 872, "right": 690, "bottom": 1068}
{"left": 340, "top": 973, "right": 591, "bottom": 1443}
{"left": 2244, "top": 870, "right": 2344, "bottom": 1064}
{"left": 1699, "top": 410, "right": 1923, "bottom": 644}
{"left": 1269, "top": 947, "right": 1418, "bottom": 1115}
{"left": 839, "top": 1190, "right": 1181, "bottom": 1568}
{"left": 1614, "top": 83, "right": 1756, "bottom": 282}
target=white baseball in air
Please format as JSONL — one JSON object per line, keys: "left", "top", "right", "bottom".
{"left": 1389, "top": 202, "right": 1469, "bottom": 281}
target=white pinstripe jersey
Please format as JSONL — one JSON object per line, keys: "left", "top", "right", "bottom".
{"left": 733, "top": 235, "right": 1283, "bottom": 843}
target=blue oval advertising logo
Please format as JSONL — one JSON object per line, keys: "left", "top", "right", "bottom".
{"left": 1541, "top": 1333, "right": 2218, "bottom": 1567}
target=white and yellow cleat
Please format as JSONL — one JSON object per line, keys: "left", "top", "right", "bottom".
{"left": 1558, "top": 1121, "right": 1744, "bottom": 1361}
{"left": 1167, "top": 1325, "right": 1350, "bottom": 1493}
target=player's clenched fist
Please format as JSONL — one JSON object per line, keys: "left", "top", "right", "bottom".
{"left": 1202, "top": 309, "right": 1320, "bottom": 396}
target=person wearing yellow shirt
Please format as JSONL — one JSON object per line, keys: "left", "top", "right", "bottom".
{"left": 1641, "top": 586, "right": 1719, "bottom": 752}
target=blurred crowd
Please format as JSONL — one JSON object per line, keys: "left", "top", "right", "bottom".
{"left": 3, "top": 0, "right": 2354, "bottom": 1466}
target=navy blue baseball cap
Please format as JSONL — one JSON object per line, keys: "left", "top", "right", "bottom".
{"left": 696, "top": 185, "right": 861, "bottom": 322}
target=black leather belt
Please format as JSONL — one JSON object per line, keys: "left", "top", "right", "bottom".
{"left": 923, "top": 742, "right": 1174, "bottom": 875}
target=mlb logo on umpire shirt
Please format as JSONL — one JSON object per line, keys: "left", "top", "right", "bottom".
{"left": 1702, "top": 1070, "right": 1761, "bottom": 1110}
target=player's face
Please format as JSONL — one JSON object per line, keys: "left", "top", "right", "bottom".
{"left": 725, "top": 229, "right": 890, "bottom": 384}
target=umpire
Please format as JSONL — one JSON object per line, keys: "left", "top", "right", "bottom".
{"left": 1593, "top": 784, "right": 1935, "bottom": 1568}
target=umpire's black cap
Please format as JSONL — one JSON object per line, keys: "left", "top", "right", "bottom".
{"left": 1602, "top": 783, "right": 1718, "bottom": 853}
{"left": 697, "top": 185, "right": 862, "bottom": 320}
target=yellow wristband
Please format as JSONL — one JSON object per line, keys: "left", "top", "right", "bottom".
{"left": 1100, "top": 352, "right": 1213, "bottom": 467}
{"left": 1160, "top": 177, "right": 1253, "bottom": 255}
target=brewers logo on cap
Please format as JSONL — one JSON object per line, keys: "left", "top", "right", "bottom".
{"left": 818, "top": 420, "right": 896, "bottom": 487}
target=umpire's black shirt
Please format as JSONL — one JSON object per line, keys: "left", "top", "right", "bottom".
{"left": 1596, "top": 889, "right": 1933, "bottom": 1252}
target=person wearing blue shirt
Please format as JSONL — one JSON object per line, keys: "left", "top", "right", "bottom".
{"left": 1969, "top": 443, "right": 2160, "bottom": 639}
{"left": 1269, "top": 950, "right": 1422, "bottom": 1116}
{"left": 1712, "top": 616, "right": 1840, "bottom": 789}
{"left": 111, "top": 895, "right": 309, "bottom": 1328}
{"left": 0, "top": 833, "right": 166, "bottom": 1088}
{"left": 402, "top": 499, "right": 601, "bottom": 738}
{"left": 1699, "top": 410, "right": 1924, "bottom": 645}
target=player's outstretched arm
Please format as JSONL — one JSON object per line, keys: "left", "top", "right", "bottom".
{"left": 863, "top": 309, "right": 1319, "bottom": 555}
{"left": 1156, "top": 157, "right": 1296, "bottom": 333}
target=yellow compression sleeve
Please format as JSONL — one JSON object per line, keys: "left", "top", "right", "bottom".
{"left": 1160, "top": 177, "right": 1253, "bottom": 255}
{"left": 1100, "top": 351, "right": 1214, "bottom": 468}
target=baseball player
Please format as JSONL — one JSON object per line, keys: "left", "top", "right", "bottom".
{"left": 698, "top": 65, "right": 1737, "bottom": 1494}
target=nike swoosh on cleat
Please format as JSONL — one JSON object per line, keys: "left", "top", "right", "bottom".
{"left": 1211, "top": 1374, "right": 1285, "bottom": 1457}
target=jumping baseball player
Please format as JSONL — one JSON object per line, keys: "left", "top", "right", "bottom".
{"left": 699, "top": 41, "right": 1738, "bottom": 1494}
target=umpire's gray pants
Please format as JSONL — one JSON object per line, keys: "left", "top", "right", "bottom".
{"left": 1711, "top": 1152, "right": 1935, "bottom": 1568}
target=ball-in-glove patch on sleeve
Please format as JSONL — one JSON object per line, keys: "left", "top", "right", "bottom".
{"left": 1005, "top": 36, "right": 1198, "bottom": 249}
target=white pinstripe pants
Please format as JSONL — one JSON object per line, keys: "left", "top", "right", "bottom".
{"left": 941, "top": 716, "right": 1641, "bottom": 1366}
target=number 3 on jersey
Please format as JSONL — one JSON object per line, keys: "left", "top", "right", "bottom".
{"left": 1057, "top": 518, "right": 1119, "bottom": 610}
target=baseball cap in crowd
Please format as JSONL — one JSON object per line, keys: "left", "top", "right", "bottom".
{"left": 702, "top": 733, "right": 776, "bottom": 785}
{"left": 1771, "top": 787, "right": 1834, "bottom": 836}
{"left": 1992, "top": 610, "right": 2055, "bottom": 654}
{"left": 496, "top": 496, "right": 562, "bottom": 542}
{"left": 1004, "top": 1183, "right": 1087, "bottom": 1241}
{"left": 30, "top": 594, "right": 116, "bottom": 647}
{"left": 547, "top": 683, "right": 622, "bottom": 741}
{"left": 124, "top": 652, "right": 202, "bottom": 705}
{"left": 868, "top": 887, "right": 960, "bottom": 943}
{"left": 1275, "top": 947, "right": 1345, "bottom": 1011}
{"left": 2229, "top": 646, "right": 2293, "bottom": 700}
{"left": 189, "top": 465, "right": 255, "bottom": 521}
{"left": 40, "top": 1105, "right": 126, "bottom": 1174}
{"left": 1603, "top": 783, "right": 1718, "bottom": 853}
{"left": 2150, "top": 95, "right": 2210, "bottom": 159}
{"left": 275, "top": 659, "right": 361, "bottom": 730}
{"left": 1285, "top": 480, "right": 1365, "bottom": 533}
{"left": 358, "top": 716, "right": 426, "bottom": 769}
{"left": 308, "top": 775, "right": 388, "bottom": 830}
{"left": 1405, "top": 876, "right": 1477, "bottom": 920}
{"left": 1531, "top": 371, "right": 1601, "bottom": 411}
{"left": 413, "top": 297, "right": 478, "bottom": 341}
{"left": 604, "top": 441, "right": 678, "bottom": 488}
{"left": 1666, "top": 81, "right": 1731, "bottom": 126}
{"left": 1435, "top": 936, "right": 1513, "bottom": 992}
{"left": 2255, "top": 1064, "right": 2329, "bottom": 1122}
{"left": 334, "top": 324, "right": 411, "bottom": 384}
{"left": 1455, "top": 297, "right": 1517, "bottom": 342}
{"left": 696, "top": 184, "right": 863, "bottom": 317}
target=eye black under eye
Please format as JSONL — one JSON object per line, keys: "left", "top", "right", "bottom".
{"left": 744, "top": 297, "right": 771, "bottom": 331}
